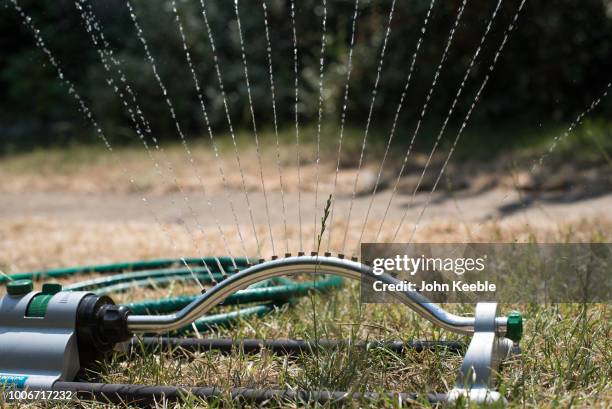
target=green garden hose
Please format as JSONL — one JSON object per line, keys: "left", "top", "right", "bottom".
{"left": 1, "top": 257, "right": 343, "bottom": 333}
{"left": 0, "top": 257, "right": 245, "bottom": 284}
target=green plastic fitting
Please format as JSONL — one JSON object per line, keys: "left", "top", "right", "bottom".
{"left": 506, "top": 310, "right": 523, "bottom": 342}
{"left": 6, "top": 279, "right": 33, "bottom": 296}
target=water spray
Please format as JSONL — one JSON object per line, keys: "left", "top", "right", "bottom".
{"left": 2, "top": 0, "right": 531, "bottom": 405}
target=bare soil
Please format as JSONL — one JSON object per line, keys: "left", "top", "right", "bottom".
{"left": 1, "top": 145, "right": 611, "bottom": 272}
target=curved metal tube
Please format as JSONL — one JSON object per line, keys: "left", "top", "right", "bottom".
{"left": 127, "top": 256, "right": 507, "bottom": 335}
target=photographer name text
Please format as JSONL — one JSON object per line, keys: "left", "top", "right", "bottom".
{"left": 372, "top": 280, "right": 496, "bottom": 292}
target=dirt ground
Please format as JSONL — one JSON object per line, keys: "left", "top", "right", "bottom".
{"left": 2, "top": 183, "right": 612, "bottom": 274}
{"left": 1, "top": 145, "right": 611, "bottom": 272}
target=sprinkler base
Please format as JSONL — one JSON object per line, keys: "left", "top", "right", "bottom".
{"left": 0, "top": 286, "right": 131, "bottom": 390}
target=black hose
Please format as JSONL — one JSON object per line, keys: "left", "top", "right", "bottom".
{"left": 126, "top": 337, "right": 465, "bottom": 355}
{"left": 55, "top": 381, "right": 447, "bottom": 406}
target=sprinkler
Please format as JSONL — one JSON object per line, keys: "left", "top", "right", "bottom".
{"left": 0, "top": 255, "right": 522, "bottom": 405}
{"left": 0, "top": 280, "right": 130, "bottom": 388}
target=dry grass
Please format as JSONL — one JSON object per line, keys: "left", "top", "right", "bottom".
{"left": 1, "top": 137, "right": 611, "bottom": 407}
{"left": 0, "top": 139, "right": 387, "bottom": 195}
{"left": 3, "top": 216, "right": 610, "bottom": 274}
{"left": 4, "top": 136, "right": 608, "bottom": 197}
{"left": 1, "top": 217, "right": 611, "bottom": 408}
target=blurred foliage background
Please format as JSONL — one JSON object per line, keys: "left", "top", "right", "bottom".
{"left": 1, "top": 0, "right": 611, "bottom": 154}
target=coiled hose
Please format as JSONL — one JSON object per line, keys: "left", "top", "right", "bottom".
{"left": 0, "top": 257, "right": 343, "bottom": 333}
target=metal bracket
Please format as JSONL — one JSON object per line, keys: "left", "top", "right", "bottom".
{"left": 448, "top": 302, "right": 514, "bottom": 404}
{"left": 0, "top": 290, "right": 90, "bottom": 389}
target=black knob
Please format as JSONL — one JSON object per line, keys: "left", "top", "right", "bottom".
{"left": 76, "top": 294, "right": 132, "bottom": 368}
{"left": 97, "top": 304, "right": 132, "bottom": 344}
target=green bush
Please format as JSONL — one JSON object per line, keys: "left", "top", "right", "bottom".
{"left": 0, "top": 0, "right": 611, "bottom": 152}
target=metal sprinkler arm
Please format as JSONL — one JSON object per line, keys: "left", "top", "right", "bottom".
{"left": 126, "top": 255, "right": 507, "bottom": 335}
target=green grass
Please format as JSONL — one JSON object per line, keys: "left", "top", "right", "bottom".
{"left": 2, "top": 120, "right": 611, "bottom": 175}
{"left": 0, "top": 144, "right": 113, "bottom": 175}
{"left": 449, "top": 119, "right": 612, "bottom": 163}
{"left": 7, "top": 291, "right": 608, "bottom": 408}
{"left": 2, "top": 224, "right": 610, "bottom": 408}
